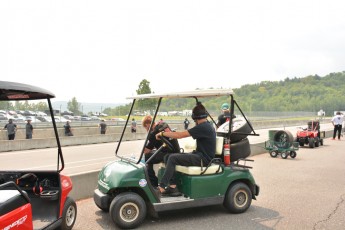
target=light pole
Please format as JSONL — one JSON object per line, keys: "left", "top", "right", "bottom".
{"left": 60, "top": 105, "right": 62, "bottom": 117}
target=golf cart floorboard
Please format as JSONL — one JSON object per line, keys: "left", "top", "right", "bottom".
{"left": 160, "top": 195, "right": 192, "bottom": 203}
{"left": 154, "top": 195, "right": 224, "bottom": 212}
{"left": 33, "top": 217, "right": 54, "bottom": 229}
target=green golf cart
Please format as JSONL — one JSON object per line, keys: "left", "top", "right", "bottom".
{"left": 93, "top": 89, "right": 260, "bottom": 229}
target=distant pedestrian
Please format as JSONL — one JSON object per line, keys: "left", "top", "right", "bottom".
{"left": 131, "top": 118, "right": 137, "bottom": 133}
{"left": 25, "top": 118, "right": 33, "bottom": 139}
{"left": 331, "top": 111, "right": 344, "bottom": 140}
{"left": 4, "top": 119, "right": 17, "bottom": 140}
{"left": 64, "top": 121, "right": 73, "bottom": 136}
{"left": 99, "top": 119, "right": 107, "bottom": 134}
{"left": 183, "top": 118, "right": 190, "bottom": 130}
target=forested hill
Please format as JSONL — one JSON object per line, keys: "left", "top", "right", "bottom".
{"left": 233, "top": 71, "right": 345, "bottom": 114}
{"left": 108, "top": 71, "right": 345, "bottom": 116}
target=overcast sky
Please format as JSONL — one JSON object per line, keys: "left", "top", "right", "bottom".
{"left": 1, "top": 0, "right": 345, "bottom": 104}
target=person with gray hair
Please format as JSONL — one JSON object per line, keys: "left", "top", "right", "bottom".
{"left": 4, "top": 119, "right": 17, "bottom": 140}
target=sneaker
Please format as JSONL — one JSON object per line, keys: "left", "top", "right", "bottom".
{"left": 161, "top": 186, "right": 182, "bottom": 197}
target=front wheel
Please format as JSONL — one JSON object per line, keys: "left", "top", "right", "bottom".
{"left": 59, "top": 197, "right": 77, "bottom": 230}
{"left": 309, "top": 138, "right": 315, "bottom": 148}
{"left": 109, "top": 192, "right": 147, "bottom": 229}
{"left": 270, "top": 151, "right": 278, "bottom": 158}
{"left": 223, "top": 182, "right": 252, "bottom": 213}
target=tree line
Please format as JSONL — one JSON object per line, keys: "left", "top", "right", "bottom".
{"left": 2, "top": 72, "right": 345, "bottom": 116}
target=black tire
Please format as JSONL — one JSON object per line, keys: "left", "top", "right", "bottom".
{"left": 308, "top": 138, "right": 315, "bottom": 148}
{"left": 109, "top": 192, "right": 147, "bottom": 229}
{"left": 270, "top": 151, "right": 278, "bottom": 158}
{"left": 223, "top": 182, "right": 252, "bottom": 213}
{"left": 230, "top": 138, "right": 251, "bottom": 162}
{"left": 59, "top": 197, "right": 77, "bottom": 230}
{"left": 273, "top": 130, "right": 294, "bottom": 149}
{"left": 290, "top": 151, "right": 297, "bottom": 158}
{"left": 281, "top": 152, "right": 288, "bottom": 159}
{"left": 299, "top": 141, "right": 304, "bottom": 147}
{"left": 314, "top": 137, "right": 319, "bottom": 147}
{"left": 217, "top": 117, "right": 252, "bottom": 143}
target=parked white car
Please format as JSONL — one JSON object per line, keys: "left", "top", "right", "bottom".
{"left": 55, "top": 116, "right": 71, "bottom": 123}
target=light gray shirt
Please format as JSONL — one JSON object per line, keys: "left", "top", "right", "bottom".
{"left": 4, "top": 123, "right": 17, "bottom": 135}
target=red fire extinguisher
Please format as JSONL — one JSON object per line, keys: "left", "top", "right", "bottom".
{"left": 224, "top": 138, "right": 230, "bottom": 166}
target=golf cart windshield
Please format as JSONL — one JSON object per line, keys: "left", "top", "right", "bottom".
{"left": 115, "top": 88, "right": 256, "bottom": 164}
{"left": 0, "top": 81, "right": 64, "bottom": 172}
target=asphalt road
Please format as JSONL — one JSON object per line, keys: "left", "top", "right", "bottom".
{"left": 0, "top": 123, "right": 334, "bottom": 175}
{"left": 74, "top": 136, "right": 345, "bottom": 230}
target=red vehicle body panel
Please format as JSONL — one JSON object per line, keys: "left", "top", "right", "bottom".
{"left": 59, "top": 175, "right": 73, "bottom": 217}
{"left": 0, "top": 203, "right": 33, "bottom": 230}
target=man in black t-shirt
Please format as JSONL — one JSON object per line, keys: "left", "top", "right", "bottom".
{"left": 156, "top": 102, "right": 216, "bottom": 196}
{"left": 142, "top": 115, "right": 180, "bottom": 187}
{"left": 4, "top": 119, "right": 17, "bottom": 140}
{"left": 99, "top": 120, "right": 107, "bottom": 134}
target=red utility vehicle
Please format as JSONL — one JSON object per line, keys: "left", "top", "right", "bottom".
{"left": 0, "top": 81, "right": 77, "bottom": 230}
{"left": 295, "top": 120, "right": 324, "bottom": 148}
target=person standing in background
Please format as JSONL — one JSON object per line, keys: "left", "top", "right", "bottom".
{"left": 25, "top": 118, "right": 33, "bottom": 139}
{"left": 331, "top": 111, "right": 344, "bottom": 140}
{"left": 4, "top": 119, "right": 17, "bottom": 140}
{"left": 183, "top": 118, "right": 190, "bottom": 130}
{"left": 131, "top": 118, "right": 137, "bottom": 133}
{"left": 99, "top": 119, "right": 107, "bottom": 134}
{"left": 64, "top": 121, "right": 73, "bottom": 136}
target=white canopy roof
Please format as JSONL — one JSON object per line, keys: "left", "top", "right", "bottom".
{"left": 126, "top": 88, "right": 234, "bottom": 100}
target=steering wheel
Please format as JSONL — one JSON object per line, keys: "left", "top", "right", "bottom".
{"left": 160, "top": 136, "right": 175, "bottom": 151}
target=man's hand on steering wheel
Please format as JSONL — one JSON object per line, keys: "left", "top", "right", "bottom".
{"left": 156, "top": 131, "right": 174, "bottom": 151}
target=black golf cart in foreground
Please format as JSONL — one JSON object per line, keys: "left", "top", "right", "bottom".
{"left": 94, "top": 89, "right": 260, "bottom": 229}
{"left": 0, "top": 81, "right": 77, "bottom": 230}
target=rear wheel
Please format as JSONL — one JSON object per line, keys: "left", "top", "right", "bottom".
{"left": 290, "top": 151, "right": 297, "bottom": 158}
{"left": 59, "top": 197, "right": 77, "bottom": 230}
{"left": 299, "top": 141, "right": 304, "bottom": 147}
{"left": 224, "top": 182, "right": 252, "bottom": 213}
{"left": 109, "top": 192, "right": 147, "bottom": 229}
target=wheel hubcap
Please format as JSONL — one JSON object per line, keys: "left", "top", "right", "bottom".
{"left": 120, "top": 202, "right": 139, "bottom": 222}
{"left": 66, "top": 205, "right": 76, "bottom": 226}
{"left": 234, "top": 190, "right": 248, "bottom": 208}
